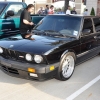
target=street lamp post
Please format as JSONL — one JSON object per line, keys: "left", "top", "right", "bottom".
{"left": 33, "top": 1, "right": 35, "bottom": 14}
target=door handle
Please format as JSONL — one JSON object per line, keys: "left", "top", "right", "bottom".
{"left": 94, "top": 36, "right": 97, "bottom": 39}
{"left": 94, "top": 36, "right": 100, "bottom": 39}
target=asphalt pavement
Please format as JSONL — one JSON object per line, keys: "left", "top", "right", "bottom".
{"left": 0, "top": 56, "right": 100, "bottom": 100}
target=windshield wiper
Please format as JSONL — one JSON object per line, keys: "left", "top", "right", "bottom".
{"left": 44, "top": 30, "right": 66, "bottom": 37}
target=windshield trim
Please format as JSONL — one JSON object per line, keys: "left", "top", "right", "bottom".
{"left": 34, "top": 16, "right": 81, "bottom": 38}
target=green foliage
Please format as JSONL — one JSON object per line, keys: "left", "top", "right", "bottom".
{"left": 90, "top": 7, "right": 95, "bottom": 16}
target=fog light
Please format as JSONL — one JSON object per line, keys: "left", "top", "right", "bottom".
{"left": 28, "top": 68, "right": 35, "bottom": 73}
{"left": 50, "top": 66, "right": 55, "bottom": 71}
{"left": 30, "top": 73, "right": 38, "bottom": 77}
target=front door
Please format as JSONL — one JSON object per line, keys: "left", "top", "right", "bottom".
{"left": 78, "top": 18, "right": 98, "bottom": 62}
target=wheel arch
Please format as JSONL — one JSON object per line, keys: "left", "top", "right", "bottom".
{"left": 61, "top": 49, "right": 76, "bottom": 61}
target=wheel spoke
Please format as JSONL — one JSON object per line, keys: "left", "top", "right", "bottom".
{"left": 62, "top": 55, "right": 74, "bottom": 78}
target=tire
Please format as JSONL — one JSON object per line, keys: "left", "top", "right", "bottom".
{"left": 56, "top": 52, "right": 76, "bottom": 81}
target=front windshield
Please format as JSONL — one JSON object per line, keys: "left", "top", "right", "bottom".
{"left": 34, "top": 15, "right": 81, "bottom": 37}
{"left": 0, "top": 3, "right": 7, "bottom": 15}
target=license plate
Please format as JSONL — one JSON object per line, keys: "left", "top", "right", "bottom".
{"left": 30, "top": 73, "right": 38, "bottom": 77}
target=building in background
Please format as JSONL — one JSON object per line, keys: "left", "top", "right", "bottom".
{"left": 86, "top": 0, "right": 99, "bottom": 16}
{"left": 25, "top": 0, "right": 52, "bottom": 14}
{"left": 86, "top": 0, "right": 97, "bottom": 15}
{"left": 97, "top": 0, "right": 100, "bottom": 16}
{"left": 75, "top": 0, "right": 86, "bottom": 14}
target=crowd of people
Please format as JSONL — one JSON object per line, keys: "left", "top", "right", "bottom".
{"left": 37, "top": 5, "right": 89, "bottom": 16}
{"left": 37, "top": 5, "right": 54, "bottom": 15}
{"left": 37, "top": 5, "right": 77, "bottom": 15}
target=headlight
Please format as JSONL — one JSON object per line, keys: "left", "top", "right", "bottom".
{"left": 0, "top": 47, "right": 3, "bottom": 53}
{"left": 34, "top": 55, "right": 43, "bottom": 63}
{"left": 25, "top": 54, "right": 33, "bottom": 61}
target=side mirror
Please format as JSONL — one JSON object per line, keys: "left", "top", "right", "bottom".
{"left": 5, "top": 10, "right": 14, "bottom": 18}
{"left": 82, "top": 29, "right": 91, "bottom": 35}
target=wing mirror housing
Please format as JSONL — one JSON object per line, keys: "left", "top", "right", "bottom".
{"left": 82, "top": 29, "right": 91, "bottom": 35}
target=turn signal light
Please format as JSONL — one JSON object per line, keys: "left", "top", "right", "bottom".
{"left": 28, "top": 68, "right": 35, "bottom": 73}
{"left": 50, "top": 66, "right": 55, "bottom": 71}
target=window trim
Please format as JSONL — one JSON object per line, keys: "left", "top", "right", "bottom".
{"left": 93, "top": 17, "right": 100, "bottom": 33}
{"left": 81, "top": 18, "right": 95, "bottom": 37}
{"left": 6, "top": 3, "right": 24, "bottom": 17}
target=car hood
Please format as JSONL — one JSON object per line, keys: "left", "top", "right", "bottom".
{"left": 0, "top": 35, "right": 75, "bottom": 55}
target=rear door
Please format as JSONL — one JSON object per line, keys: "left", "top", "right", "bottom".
{"left": 93, "top": 17, "right": 100, "bottom": 48}
{"left": 79, "top": 18, "right": 98, "bottom": 62}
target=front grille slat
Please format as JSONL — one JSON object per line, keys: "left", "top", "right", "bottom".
{"left": 9, "top": 50, "right": 16, "bottom": 59}
{"left": 1, "top": 66, "right": 19, "bottom": 75}
{"left": 1, "top": 66, "right": 8, "bottom": 71}
{"left": 2, "top": 48, "right": 25, "bottom": 62}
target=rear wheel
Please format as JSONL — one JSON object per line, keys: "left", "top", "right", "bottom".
{"left": 57, "top": 52, "right": 75, "bottom": 81}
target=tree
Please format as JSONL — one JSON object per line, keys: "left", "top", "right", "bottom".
{"left": 22, "top": 0, "right": 25, "bottom": 2}
{"left": 64, "top": 0, "right": 70, "bottom": 12}
{"left": 90, "top": 7, "right": 95, "bottom": 16}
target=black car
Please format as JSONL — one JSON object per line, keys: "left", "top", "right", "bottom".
{"left": 0, "top": 15, "right": 100, "bottom": 81}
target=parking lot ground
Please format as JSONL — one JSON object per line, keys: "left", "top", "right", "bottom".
{"left": 0, "top": 56, "right": 100, "bottom": 100}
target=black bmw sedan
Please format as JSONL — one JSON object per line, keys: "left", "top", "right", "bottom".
{"left": 0, "top": 14, "right": 100, "bottom": 81}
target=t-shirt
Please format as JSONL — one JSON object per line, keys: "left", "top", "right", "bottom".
{"left": 71, "top": 10, "right": 77, "bottom": 14}
{"left": 20, "top": 9, "right": 32, "bottom": 31}
{"left": 57, "top": 11, "right": 64, "bottom": 14}
{"left": 48, "top": 9, "right": 54, "bottom": 14}
{"left": 45, "top": 8, "right": 49, "bottom": 14}
{"left": 38, "top": 10, "right": 44, "bottom": 15}
{"left": 66, "top": 10, "right": 71, "bottom": 14}
{"left": 83, "top": 11, "right": 88, "bottom": 16}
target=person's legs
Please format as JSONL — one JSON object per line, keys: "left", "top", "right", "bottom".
{"left": 20, "top": 30, "right": 34, "bottom": 40}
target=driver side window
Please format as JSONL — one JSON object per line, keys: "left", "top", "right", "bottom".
{"left": 7, "top": 4, "right": 24, "bottom": 16}
{"left": 82, "top": 18, "right": 93, "bottom": 35}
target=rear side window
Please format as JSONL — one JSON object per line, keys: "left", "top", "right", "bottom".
{"left": 82, "top": 18, "right": 93, "bottom": 34}
{"left": 93, "top": 18, "right": 100, "bottom": 32}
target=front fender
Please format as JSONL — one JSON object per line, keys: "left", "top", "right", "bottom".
{"left": 61, "top": 49, "right": 76, "bottom": 60}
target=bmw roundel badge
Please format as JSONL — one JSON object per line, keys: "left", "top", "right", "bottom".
{"left": 9, "top": 45, "right": 14, "bottom": 48}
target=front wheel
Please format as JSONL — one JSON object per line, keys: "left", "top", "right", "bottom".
{"left": 57, "top": 52, "right": 75, "bottom": 81}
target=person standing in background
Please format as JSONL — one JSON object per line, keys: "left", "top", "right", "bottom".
{"left": 71, "top": 7, "right": 77, "bottom": 14}
{"left": 20, "top": 4, "right": 34, "bottom": 40}
{"left": 37, "top": 7, "right": 44, "bottom": 15}
{"left": 66, "top": 6, "right": 71, "bottom": 14}
{"left": 44, "top": 5, "right": 49, "bottom": 15}
{"left": 57, "top": 8, "right": 64, "bottom": 14}
{"left": 83, "top": 9, "right": 89, "bottom": 16}
{"left": 48, "top": 5, "right": 54, "bottom": 14}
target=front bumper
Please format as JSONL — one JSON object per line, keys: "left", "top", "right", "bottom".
{"left": 0, "top": 56, "right": 59, "bottom": 81}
